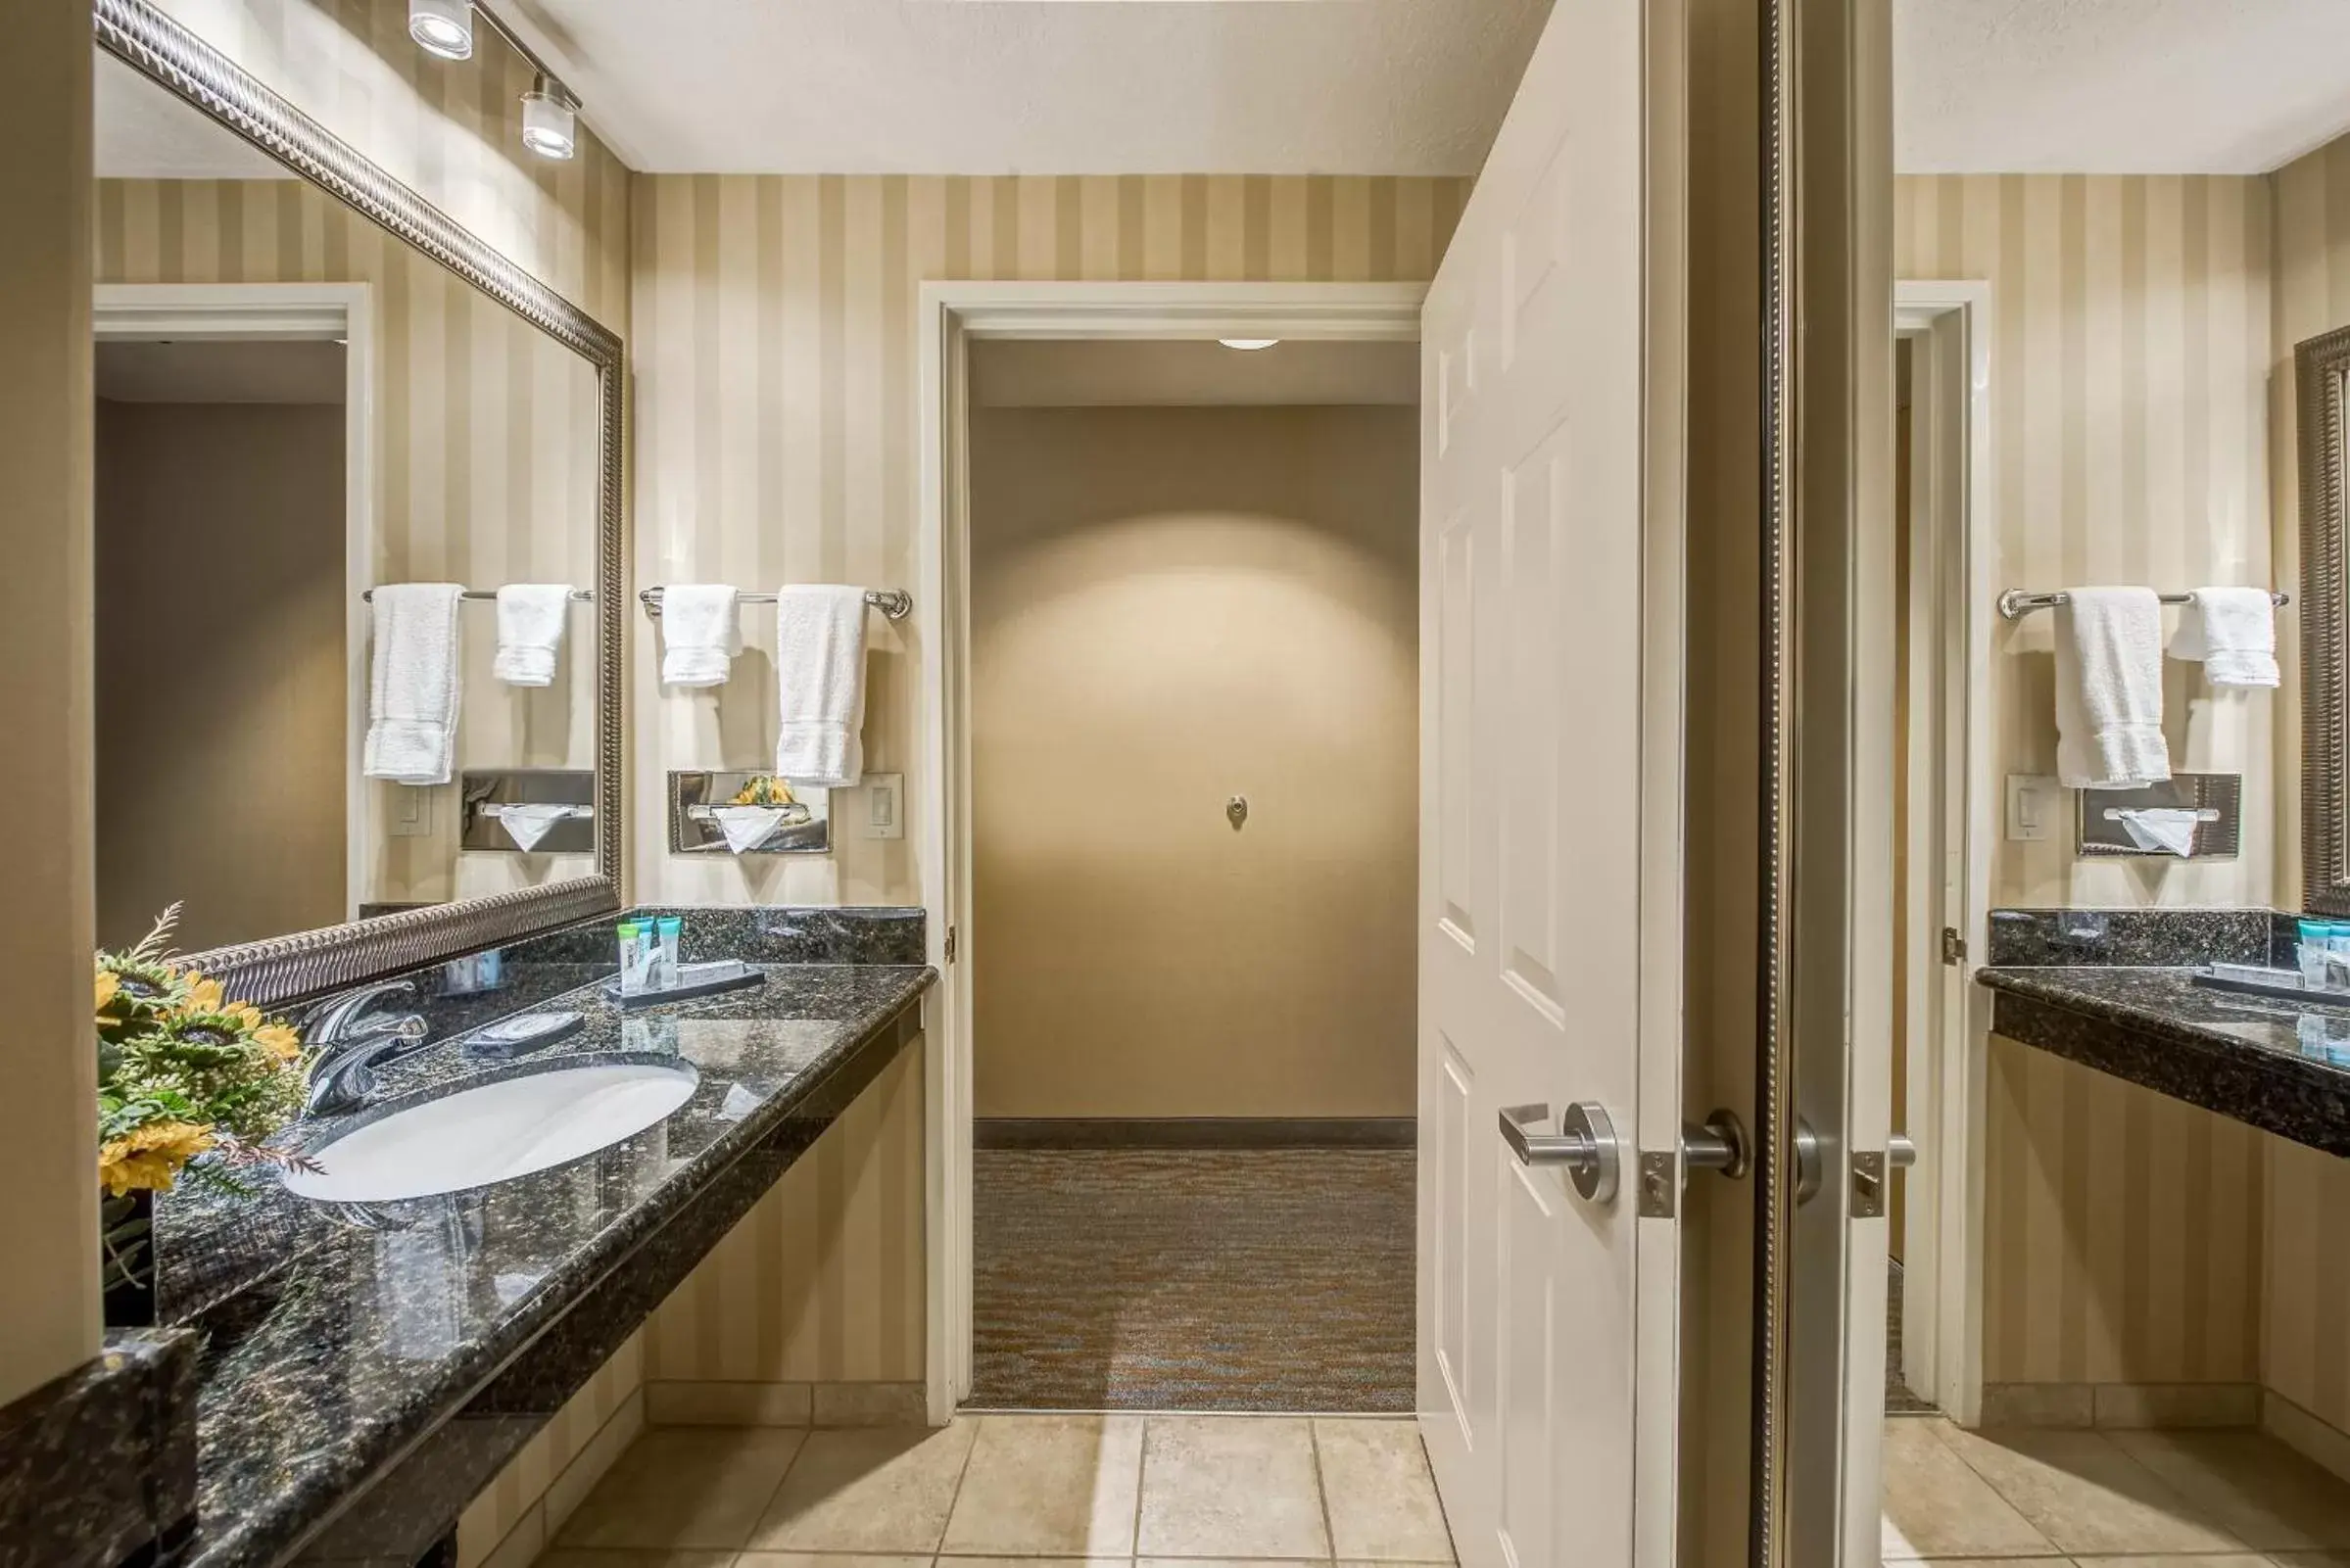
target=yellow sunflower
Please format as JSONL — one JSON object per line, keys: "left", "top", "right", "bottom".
{"left": 253, "top": 1021, "right": 302, "bottom": 1062}
{"left": 94, "top": 970, "right": 120, "bottom": 1017}
{"left": 179, "top": 975, "right": 224, "bottom": 1016}
{"left": 99, "top": 1119, "right": 216, "bottom": 1196}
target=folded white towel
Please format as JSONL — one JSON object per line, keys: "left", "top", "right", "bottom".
{"left": 2169, "top": 586, "right": 2278, "bottom": 688}
{"left": 2054, "top": 587, "right": 2171, "bottom": 789}
{"left": 774, "top": 585, "right": 869, "bottom": 788}
{"left": 363, "top": 583, "right": 463, "bottom": 785}
{"left": 495, "top": 802, "right": 574, "bottom": 852}
{"left": 493, "top": 584, "right": 574, "bottom": 687}
{"left": 660, "top": 585, "right": 742, "bottom": 688}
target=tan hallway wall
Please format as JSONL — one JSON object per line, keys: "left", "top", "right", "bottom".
{"left": 628, "top": 173, "right": 1467, "bottom": 908}
{"left": 967, "top": 403, "right": 1418, "bottom": 1119}
{"left": 95, "top": 396, "right": 347, "bottom": 951}
{"left": 0, "top": 0, "right": 98, "bottom": 1410}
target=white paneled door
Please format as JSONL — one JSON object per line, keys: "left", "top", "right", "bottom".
{"left": 1416, "top": 0, "right": 1683, "bottom": 1564}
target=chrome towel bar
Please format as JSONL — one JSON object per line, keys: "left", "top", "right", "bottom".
{"left": 639, "top": 586, "right": 912, "bottom": 621}
{"left": 1997, "top": 587, "right": 2288, "bottom": 621}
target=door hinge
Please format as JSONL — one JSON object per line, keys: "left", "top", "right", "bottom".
{"left": 943, "top": 925, "right": 959, "bottom": 964}
{"left": 1941, "top": 927, "right": 1967, "bottom": 966}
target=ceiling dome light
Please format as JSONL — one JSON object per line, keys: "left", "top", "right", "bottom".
{"left": 408, "top": 0, "right": 473, "bottom": 60}
{"left": 520, "top": 75, "right": 578, "bottom": 161}
{"left": 1219, "top": 338, "right": 1280, "bottom": 351}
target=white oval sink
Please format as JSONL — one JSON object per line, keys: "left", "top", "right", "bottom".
{"left": 283, "top": 1055, "right": 699, "bottom": 1204}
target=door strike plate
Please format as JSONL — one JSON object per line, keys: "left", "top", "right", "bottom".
{"left": 1850, "top": 1150, "right": 1888, "bottom": 1217}
{"left": 1637, "top": 1151, "right": 1675, "bottom": 1218}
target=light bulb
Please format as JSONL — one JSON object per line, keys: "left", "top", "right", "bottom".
{"left": 408, "top": 0, "right": 473, "bottom": 60}
{"left": 521, "top": 75, "right": 577, "bottom": 161}
{"left": 1219, "top": 338, "right": 1280, "bottom": 351}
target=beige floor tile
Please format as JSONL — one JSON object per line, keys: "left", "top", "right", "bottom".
{"left": 538, "top": 1553, "right": 740, "bottom": 1568}
{"left": 748, "top": 1420, "right": 980, "bottom": 1553}
{"left": 940, "top": 1413, "right": 1146, "bottom": 1556}
{"left": 736, "top": 1555, "right": 935, "bottom": 1568}
{"left": 2067, "top": 1556, "right": 2272, "bottom": 1566}
{"left": 1929, "top": 1425, "right": 2243, "bottom": 1557}
{"left": 1314, "top": 1419, "right": 1457, "bottom": 1562}
{"left": 1879, "top": 1418, "right": 2060, "bottom": 1559}
{"left": 2105, "top": 1429, "right": 2350, "bottom": 1551}
{"left": 1136, "top": 1415, "right": 1333, "bottom": 1559}
{"left": 554, "top": 1428, "right": 806, "bottom": 1550}
{"left": 2271, "top": 1553, "right": 2350, "bottom": 1565}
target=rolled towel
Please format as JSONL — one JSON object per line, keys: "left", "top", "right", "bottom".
{"left": 660, "top": 585, "right": 742, "bottom": 688}
{"left": 363, "top": 583, "right": 463, "bottom": 785}
{"left": 2054, "top": 587, "right": 2171, "bottom": 789}
{"left": 774, "top": 585, "right": 869, "bottom": 788}
{"left": 2169, "top": 586, "right": 2278, "bottom": 688}
{"left": 492, "top": 584, "right": 575, "bottom": 687}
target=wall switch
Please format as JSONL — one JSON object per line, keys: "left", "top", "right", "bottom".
{"left": 390, "top": 784, "right": 432, "bottom": 838}
{"left": 863, "top": 773, "right": 904, "bottom": 839}
{"left": 2005, "top": 774, "right": 2061, "bottom": 842}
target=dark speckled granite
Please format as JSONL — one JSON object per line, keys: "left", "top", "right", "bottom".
{"left": 1985, "top": 907, "right": 2273, "bottom": 967}
{"left": 0, "top": 1329, "right": 197, "bottom": 1568}
{"left": 639, "top": 906, "right": 927, "bottom": 965}
{"left": 155, "top": 958, "right": 935, "bottom": 1568}
{"left": 1980, "top": 965, "right": 2350, "bottom": 1157}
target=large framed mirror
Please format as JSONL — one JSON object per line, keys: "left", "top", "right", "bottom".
{"left": 91, "top": 0, "right": 623, "bottom": 1003}
{"left": 2298, "top": 322, "right": 2350, "bottom": 915}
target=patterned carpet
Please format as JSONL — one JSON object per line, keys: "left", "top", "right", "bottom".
{"left": 968, "top": 1148, "right": 1415, "bottom": 1413}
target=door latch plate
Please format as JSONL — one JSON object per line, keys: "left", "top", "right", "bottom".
{"left": 1850, "top": 1150, "right": 1887, "bottom": 1217}
{"left": 1637, "top": 1151, "right": 1675, "bottom": 1217}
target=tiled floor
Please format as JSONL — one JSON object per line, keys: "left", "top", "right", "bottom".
{"left": 1883, "top": 1416, "right": 2350, "bottom": 1565}
{"left": 547, "top": 1412, "right": 1459, "bottom": 1567}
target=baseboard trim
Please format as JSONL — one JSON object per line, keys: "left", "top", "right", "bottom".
{"left": 643, "top": 1379, "right": 927, "bottom": 1429}
{"left": 1977, "top": 1381, "right": 2260, "bottom": 1430}
{"left": 2265, "top": 1388, "right": 2350, "bottom": 1485}
{"left": 975, "top": 1117, "right": 1416, "bottom": 1150}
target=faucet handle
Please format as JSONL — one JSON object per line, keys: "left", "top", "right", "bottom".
{"left": 303, "top": 978, "right": 418, "bottom": 1041}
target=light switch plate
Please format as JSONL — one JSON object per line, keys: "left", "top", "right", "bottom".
{"left": 390, "top": 784, "right": 432, "bottom": 838}
{"left": 863, "top": 773, "right": 904, "bottom": 839}
{"left": 2005, "top": 774, "right": 2061, "bottom": 842}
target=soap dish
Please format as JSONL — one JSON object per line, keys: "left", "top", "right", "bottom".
{"left": 462, "top": 1010, "right": 585, "bottom": 1061}
{"left": 602, "top": 959, "right": 766, "bottom": 1011}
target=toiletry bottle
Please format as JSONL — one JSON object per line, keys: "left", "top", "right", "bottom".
{"left": 2327, "top": 922, "right": 2350, "bottom": 992}
{"left": 617, "top": 922, "right": 645, "bottom": 994}
{"left": 657, "top": 917, "right": 683, "bottom": 988}
{"left": 2301, "top": 920, "right": 2330, "bottom": 988}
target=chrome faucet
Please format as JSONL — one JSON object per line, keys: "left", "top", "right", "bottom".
{"left": 303, "top": 979, "right": 430, "bottom": 1117}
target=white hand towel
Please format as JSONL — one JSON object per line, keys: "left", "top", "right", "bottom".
{"left": 496, "top": 802, "right": 572, "bottom": 852}
{"left": 659, "top": 585, "right": 742, "bottom": 688}
{"left": 492, "top": 584, "right": 574, "bottom": 687}
{"left": 2054, "top": 587, "right": 2171, "bottom": 789}
{"left": 774, "top": 585, "right": 869, "bottom": 788}
{"left": 709, "top": 804, "right": 786, "bottom": 854}
{"left": 2116, "top": 807, "right": 2200, "bottom": 858}
{"left": 363, "top": 583, "right": 463, "bottom": 785}
{"left": 2169, "top": 586, "right": 2278, "bottom": 688}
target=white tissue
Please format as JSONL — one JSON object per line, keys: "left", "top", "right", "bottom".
{"left": 709, "top": 804, "right": 785, "bottom": 854}
{"left": 2116, "top": 807, "right": 2200, "bottom": 858}
{"left": 497, "top": 803, "right": 573, "bottom": 852}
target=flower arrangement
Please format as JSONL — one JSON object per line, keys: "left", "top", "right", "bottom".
{"left": 94, "top": 905, "right": 314, "bottom": 1318}
{"left": 729, "top": 775, "right": 798, "bottom": 807}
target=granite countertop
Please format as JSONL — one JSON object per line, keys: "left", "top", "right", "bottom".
{"left": 163, "top": 958, "right": 935, "bottom": 1567}
{"left": 1978, "top": 963, "right": 2350, "bottom": 1156}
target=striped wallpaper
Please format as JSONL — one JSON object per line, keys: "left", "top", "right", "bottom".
{"left": 454, "top": 1328, "right": 645, "bottom": 1568}
{"left": 628, "top": 173, "right": 1468, "bottom": 906}
{"left": 646, "top": 1039, "right": 927, "bottom": 1386}
{"left": 1895, "top": 173, "right": 2278, "bottom": 911}
{"left": 96, "top": 177, "right": 609, "bottom": 905}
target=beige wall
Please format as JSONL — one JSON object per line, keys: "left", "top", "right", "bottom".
{"left": 0, "top": 0, "right": 98, "bottom": 1411}
{"left": 628, "top": 174, "right": 1467, "bottom": 908}
{"left": 647, "top": 1043, "right": 927, "bottom": 1387}
{"left": 95, "top": 397, "right": 347, "bottom": 951}
{"left": 95, "top": 177, "right": 610, "bottom": 907}
{"left": 454, "top": 1330, "right": 645, "bottom": 1568}
{"left": 967, "top": 404, "right": 1416, "bottom": 1119}
{"left": 1894, "top": 174, "right": 2278, "bottom": 911}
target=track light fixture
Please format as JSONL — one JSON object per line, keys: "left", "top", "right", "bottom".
{"left": 520, "top": 73, "right": 579, "bottom": 161}
{"left": 408, "top": 0, "right": 473, "bottom": 60}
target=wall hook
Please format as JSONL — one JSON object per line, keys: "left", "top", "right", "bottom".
{"left": 1226, "top": 795, "right": 1248, "bottom": 831}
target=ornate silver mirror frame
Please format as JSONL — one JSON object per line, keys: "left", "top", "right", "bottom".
{"left": 93, "top": 0, "right": 626, "bottom": 1004}
{"left": 2298, "top": 322, "right": 2350, "bottom": 915}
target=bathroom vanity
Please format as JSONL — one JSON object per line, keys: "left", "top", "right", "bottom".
{"left": 157, "top": 909, "right": 933, "bottom": 1566}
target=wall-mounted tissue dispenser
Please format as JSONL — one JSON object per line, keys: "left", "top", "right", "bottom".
{"left": 669, "top": 771, "right": 832, "bottom": 856}
{"left": 460, "top": 770, "right": 596, "bottom": 854}
{"left": 2077, "top": 772, "right": 2241, "bottom": 859}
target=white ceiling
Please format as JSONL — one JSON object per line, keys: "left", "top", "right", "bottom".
{"left": 1897, "top": 0, "right": 2350, "bottom": 174}
{"left": 973, "top": 338, "right": 1417, "bottom": 407}
{"left": 502, "top": 0, "right": 1552, "bottom": 175}
{"left": 94, "top": 52, "right": 293, "bottom": 180}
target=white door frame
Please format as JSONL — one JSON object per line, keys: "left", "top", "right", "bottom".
{"left": 1890, "top": 279, "right": 1993, "bottom": 1426}
{"left": 914, "top": 280, "right": 1427, "bottom": 1418}
{"left": 91, "top": 281, "right": 377, "bottom": 924}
